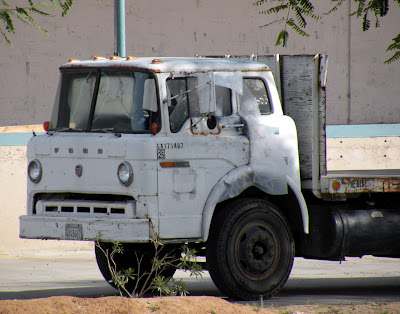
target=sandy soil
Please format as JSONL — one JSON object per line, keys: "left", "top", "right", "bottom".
{"left": 0, "top": 296, "right": 399, "bottom": 314}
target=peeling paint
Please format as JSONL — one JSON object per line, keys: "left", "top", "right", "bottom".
{"left": 322, "top": 173, "right": 400, "bottom": 194}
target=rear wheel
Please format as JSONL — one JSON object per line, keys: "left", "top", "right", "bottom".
{"left": 206, "top": 198, "right": 294, "bottom": 300}
{"left": 95, "top": 242, "right": 177, "bottom": 295}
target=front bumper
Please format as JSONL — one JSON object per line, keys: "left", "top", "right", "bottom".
{"left": 20, "top": 215, "right": 150, "bottom": 242}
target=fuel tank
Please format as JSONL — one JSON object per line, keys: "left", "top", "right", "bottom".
{"left": 298, "top": 202, "right": 400, "bottom": 259}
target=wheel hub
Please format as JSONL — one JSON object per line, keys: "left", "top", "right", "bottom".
{"left": 236, "top": 221, "right": 280, "bottom": 279}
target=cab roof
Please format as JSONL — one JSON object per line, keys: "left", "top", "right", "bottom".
{"left": 60, "top": 57, "right": 270, "bottom": 74}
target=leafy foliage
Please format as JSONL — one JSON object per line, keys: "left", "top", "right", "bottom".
{"left": 95, "top": 241, "right": 136, "bottom": 297}
{"left": 95, "top": 237, "right": 203, "bottom": 298}
{"left": 254, "top": 0, "right": 320, "bottom": 47}
{"left": 385, "top": 33, "right": 400, "bottom": 63}
{"left": 275, "top": 29, "right": 289, "bottom": 46}
{"left": 324, "top": 0, "right": 347, "bottom": 14}
{"left": 344, "top": 0, "right": 399, "bottom": 63}
{"left": 0, "top": 0, "right": 101, "bottom": 46}
{"left": 255, "top": 0, "right": 400, "bottom": 63}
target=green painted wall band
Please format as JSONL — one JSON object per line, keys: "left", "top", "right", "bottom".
{"left": 1, "top": 124, "right": 400, "bottom": 146}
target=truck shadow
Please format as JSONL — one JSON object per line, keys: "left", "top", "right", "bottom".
{"left": 259, "top": 277, "right": 400, "bottom": 306}
{"left": 0, "top": 283, "right": 117, "bottom": 301}
{"left": 1, "top": 276, "right": 400, "bottom": 306}
{"left": 187, "top": 276, "right": 400, "bottom": 306}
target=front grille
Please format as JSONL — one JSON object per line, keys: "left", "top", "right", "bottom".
{"left": 35, "top": 200, "right": 136, "bottom": 218}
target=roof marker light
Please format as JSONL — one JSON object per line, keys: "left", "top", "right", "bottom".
{"left": 93, "top": 56, "right": 106, "bottom": 61}
{"left": 110, "top": 55, "right": 122, "bottom": 60}
{"left": 152, "top": 59, "right": 163, "bottom": 64}
{"left": 68, "top": 58, "right": 80, "bottom": 62}
{"left": 43, "top": 121, "right": 50, "bottom": 132}
{"left": 152, "top": 122, "right": 159, "bottom": 134}
{"left": 126, "top": 56, "right": 138, "bottom": 60}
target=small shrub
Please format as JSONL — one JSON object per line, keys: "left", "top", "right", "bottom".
{"left": 147, "top": 304, "right": 160, "bottom": 312}
{"left": 95, "top": 230, "right": 203, "bottom": 298}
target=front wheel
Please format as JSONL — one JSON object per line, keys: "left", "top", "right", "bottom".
{"left": 95, "top": 242, "right": 177, "bottom": 295}
{"left": 206, "top": 198, "right": 294, "bottom": 300}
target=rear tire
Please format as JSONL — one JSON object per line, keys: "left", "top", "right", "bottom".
{"left": 206, "top": 198, "right": 294, "bottom": 300}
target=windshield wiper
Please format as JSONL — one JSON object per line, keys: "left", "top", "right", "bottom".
{"left": 91, "top": 128, "right": 121, "bottom": 137}
{"left": 47, "top": 128, "right": 85, "bottom": 135}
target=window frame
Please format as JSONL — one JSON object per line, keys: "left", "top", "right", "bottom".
{"left": 240, "top": 76, "right": 273, "bottom": 115}
{"left": 50, "top": 68, "right": 161, "bottom": 134}
{"left": 166, "top": 75, "right": 234, "bottom": 134}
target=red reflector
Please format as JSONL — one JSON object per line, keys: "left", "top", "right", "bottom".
{"left": 332, "top": 181, "right": 341, "bottom": 191}
{"left": 160, "top": 161, "right": 190, "bottom": 168}
{"left": 161, "top": 162, "right": 175, "bottom": 168}
{"left": 43, "top": 121, "right": 50, "bottom": 132}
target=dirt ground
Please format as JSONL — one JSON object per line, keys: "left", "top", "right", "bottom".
{"left": 0, "top": 296, "right": 399, "bottom": 314}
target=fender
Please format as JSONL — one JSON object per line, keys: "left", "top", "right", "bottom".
{"left": 286, "top": 175, "right": 309, "bottom": 234}
{"left": 201, "top": 165, "right": 309, "bottom": 241}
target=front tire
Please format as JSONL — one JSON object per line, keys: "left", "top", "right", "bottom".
{"left": 206, "top": 198, "right": 294, "bottom": 300}
{"left": 95, "top": 242, "right": 177, "bottom": 295}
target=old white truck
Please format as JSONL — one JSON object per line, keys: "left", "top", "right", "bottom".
{"left": 20, "top": 55, "right": 400, "bottom": 300}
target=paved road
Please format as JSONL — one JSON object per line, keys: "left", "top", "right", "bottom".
{"left": 1, "top": 251, "right": 400, "bottom": 307}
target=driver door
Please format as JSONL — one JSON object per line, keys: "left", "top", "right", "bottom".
{"left": 156, "top": 74, "right": 249, "bottom": 239}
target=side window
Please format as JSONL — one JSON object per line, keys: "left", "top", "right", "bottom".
{"left": 167, "top": 78, "right": 189, "bottom": 133}
{"left": 240, "top": 79, "right": 271, "bottom": 115}
{"left": 167, "top": 78, "right": 233, "bottom": 133}
{"left": 215, "top": 86, "right": 232, "bottom": 116}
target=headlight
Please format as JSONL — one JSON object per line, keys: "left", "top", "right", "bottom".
{"left": 117, "top": 162, "right": 133, "bottom": 186}
{"left": 28, "top": 159, "right": 42, "bottom": 183}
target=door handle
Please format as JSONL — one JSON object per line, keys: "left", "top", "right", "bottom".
{"left": 221, "top": 123, "right": 244, "bottom": 130}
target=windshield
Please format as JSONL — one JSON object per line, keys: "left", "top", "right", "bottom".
{"left": 49, "top": 69, "right": 159, "bottom": 133}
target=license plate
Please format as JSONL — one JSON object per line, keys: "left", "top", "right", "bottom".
{"left": 65, "top": 224, "right": 83, "bottom": 240}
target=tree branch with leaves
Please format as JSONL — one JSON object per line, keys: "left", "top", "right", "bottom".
{"left": 255, "top": 0, "right": 321, "bottom": 46}
{"left": 0, "top": 0, "right": 100, "bottom": 46}
{"left": 254, "top": 0, "right": 400, "bottom": 64}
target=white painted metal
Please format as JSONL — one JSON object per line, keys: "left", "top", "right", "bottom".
{"left": 20, "top": 216, "right": 150, "bottom": 242}
{"left": 312, "top": 55, "right": 322, "bottom": 199}
{"left": 61, "top": 57, "right": 270, "bottom": 73}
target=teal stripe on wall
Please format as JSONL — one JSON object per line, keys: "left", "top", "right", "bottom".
{"left": 0, "top": 132, "right": 45, "bottom": 146}
{"left": 1, "top": 124, "right": 400, "bottom": 146}
{"left": 326, "top": 124, "right": 400, "bottom": 138}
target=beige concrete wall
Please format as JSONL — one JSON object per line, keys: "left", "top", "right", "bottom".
{"left": 0, "top": 1, "right": 399, "bottom": 126}
{"left": 327, "top": 137, "right": 400, "bottom": 171}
